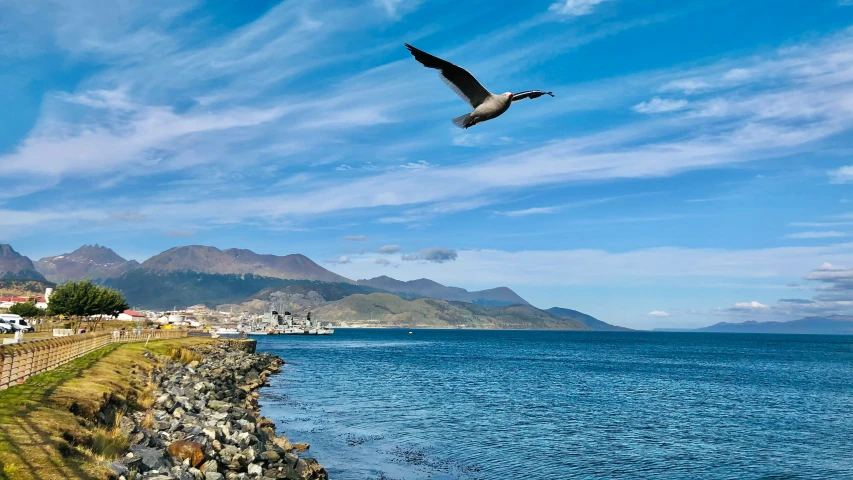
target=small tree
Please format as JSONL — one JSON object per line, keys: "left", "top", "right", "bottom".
{"left": 9, "top": 301, "right": 41, "bottom": 318}
{"left": 95, "top": 288, "right": 130, "bottom": 329}
{"left": 48, "top": 280, "right": 129, "bottom": 331}
{"left": 97, "top": 288, "right": 129, "bottom": 317}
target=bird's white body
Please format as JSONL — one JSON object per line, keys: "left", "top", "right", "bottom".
{"left": 462, "top": 93, "right": 513, "bottom": 128}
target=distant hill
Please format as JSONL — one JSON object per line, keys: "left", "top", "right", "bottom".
{"left": 0, "top": 244, "right": 47, "bottom": 282}
{"left": 357, "top": 275, "right": 530, "bottom": 306}
{"left": 218, "top": 283, "right": 386, "bottom": 315}
{"left": 251, "top": 283, "right": 383, "bottom": 303}
{"left": 140, "top": 245, "right": 351, "bottom": 283}
{"left": 105, "top": 245, "right": 358, "bottom": 309}
{"left": 105, "top": 269, "right": 367, "bottom": 310}
{"left": 694, "top": 316, "right": 853, "bottom": 335}
{"left": 312, "top": 293, "right": 590, "bottom": 330}
{"left": 0, "top": 279, "right": 56, "bottom": 296}
{"left": 546, "top": 307, "right": 631, "bottom": 331}
{"left": 36, "top": 244, "right": 139, "bottom": 283}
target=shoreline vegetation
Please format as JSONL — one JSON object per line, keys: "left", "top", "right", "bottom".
{"left": 0, "top": 337, "right": 326, "bottom": 480}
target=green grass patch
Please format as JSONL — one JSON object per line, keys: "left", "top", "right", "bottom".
{"left": 0, "top": 337, "right": 213, "bottom": 480}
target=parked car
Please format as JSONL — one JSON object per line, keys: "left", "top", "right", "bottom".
{"left": 0, "top": 318, "right": 12, "bottom": 334}
{"left": 0, "top": 314, "right": 34, "bottom": 333}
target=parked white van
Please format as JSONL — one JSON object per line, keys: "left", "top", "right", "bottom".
{"left": 0, "top": 314, "right": 34, "bottom": 333}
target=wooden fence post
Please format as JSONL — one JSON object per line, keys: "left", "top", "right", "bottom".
{"left": 0, "top": 326, "right": 191, "bottom": 389}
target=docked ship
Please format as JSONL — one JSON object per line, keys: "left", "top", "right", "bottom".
{"left": 211, "top": 326, "right": 242, "bottom": 338}
{"left": 242, "top": 309, "right": 334, "bottom": 335}
{"left": 316, "top": 324, "right": 334, "bottom": 335}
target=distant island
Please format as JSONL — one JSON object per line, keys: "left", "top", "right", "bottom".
{"left": 695, "top": 316, "right": 853, "bottom": 335}
{"left": 655, "top": 315, "right": 853, "bottom": 335}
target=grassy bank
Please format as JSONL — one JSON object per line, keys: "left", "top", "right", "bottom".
{"left": 0, "top": 337, "right": 213, "bottom": 480}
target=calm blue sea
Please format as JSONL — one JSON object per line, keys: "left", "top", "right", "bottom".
{"left": 255, "top": 329, "right": 853, "bottom": 479}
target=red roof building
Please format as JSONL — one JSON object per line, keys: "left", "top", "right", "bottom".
{"left": 116, "top": 310, "right": 146, "bottom": 320}
{"left": 0, "top": 296, "right": 30, "bottom": 303}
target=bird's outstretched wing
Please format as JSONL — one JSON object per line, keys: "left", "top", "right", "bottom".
{"left": 511, "top": 90, "right": 555, "bottom": 102}
{"left": 405, "top": 43, "right": 491, "bottom": 108}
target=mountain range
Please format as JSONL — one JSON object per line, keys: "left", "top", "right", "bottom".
{"left": 36, "top": 244, "right": 139, "bottom": 283}
{"left": 0, "top": 242, "right": 628, "bottom": 330}
{"left": 692, "top": 316, "right": 853, "bottom": 335}
{"left": 138, "top": 246, "right": 352, "bottom": 283}
{"left": 313, "top": 293, "right": 590, "bottom": 330}
{"left": 0, "top": 244, "right": 47, "bottom": 281}
{"left": 356, "top": 275, "right": 529, "bottom": 306}
{"left": 546, "top": 307, "right": 632, "bottom": 331}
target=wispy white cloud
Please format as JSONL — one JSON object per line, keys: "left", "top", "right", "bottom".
{"left": 335, "top": 161, "right": 433, "bottom": 173}
{"left": 402, "top": 247, "right": 458, "bottom": 263}
{"left": 0, "top": 1, "right": 424, "bottom": 190}
{"left": 1, "top": 93, "right": 292, "bottom": 178}
{"left": 829, "top": 165, "right": 853, "bottom": 184}
{"left": 648, "top": 310, "right": 670, "bottom": 317}
{"left": 632, "top": 97, "right": 688, "bottom": 113}
{"left": 501, "top": 206, "right": 564, "bottom": 217}
{"left": 785, "top": 231, "right": 847, "bottom": 239}
{"left": 685, "top": 195, "right": 739, "bottom": 203}
{"left": 324, "top": 255, "right": 351, "bottom": 265}
{"left": 452, "top": 133, "right": 514, "bottom": 148}
{"left": 728, "top": 301, "right": 770, "bottom": 311}
{"left": 344, "top": 235, "right": 368, "bottom": 241}
{"left": 394, "top": 161, "right": 433, "bottom": 171}
{"left": 722, "top": 68, "right": 752, "bottom": 82}
{"left": 549, "top": 0, "right": 612, "bottom": 16}
{"left": 790, "top": 221, "right": 853, "bottom": 228}
{"left": 498, "top": 195, "right": 639, "bottom": 217}
{"left": 275, "top": 172, "right": 314, "bottom": 187}
{"left": 713, "top": 261, "right": 853, "bottom": 319}
{"left": 377, "top": 245, "right": 400, "bottom": 254}
{"left": 0, "top": 208, "right": 106, "bottom": 228}
{"left": 374, "top": 0, "right": 422, "bottom": 18}
{"left": 331, "top": 242, "right": 853, "bottom": 287}
{"left": 375, "top": 0, "right": 402, "bottom": 16}
{"left": 2, "top": 3, "right": 853, "bottom": 242}
{"left": 377, "top": 198, "right": 494, "bottom": 224}
{"left": 660, "top": 78, "right": 710, "bottom": 94}
{"left": 127, "top": 102, "right": 846, "bottom": 223}
{"left": 0, "top": 0, "right": 196, "bottom": 59}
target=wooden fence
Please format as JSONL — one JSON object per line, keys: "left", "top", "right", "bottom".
{"left": 0, "top": 329, "right": 188, "bottom": 390}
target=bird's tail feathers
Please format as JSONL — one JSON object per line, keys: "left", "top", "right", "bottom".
{"left": 451, "top": 113, "right": 471, "bottom": 129}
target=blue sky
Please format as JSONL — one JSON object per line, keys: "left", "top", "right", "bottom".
{"left": 2, "top": 0, "right": 853, "bottom": 329}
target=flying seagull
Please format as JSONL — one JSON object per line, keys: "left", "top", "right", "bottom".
{"left": 404, "top": 43, "right": 554, "bottom": 129}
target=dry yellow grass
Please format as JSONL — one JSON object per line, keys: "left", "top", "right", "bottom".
{"left": 168, "top": 346, "right": 204, "bottom": 364}
{"left": 0, "top": 336, "right": 214, "bottom": 480}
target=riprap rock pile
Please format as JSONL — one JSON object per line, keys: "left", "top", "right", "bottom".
{"left": 109, "top": 343, "right": 327, "bottom": 480}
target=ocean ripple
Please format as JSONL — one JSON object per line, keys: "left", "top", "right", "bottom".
{"left": 257, "top": 329, "right": 853, "bottom": 479}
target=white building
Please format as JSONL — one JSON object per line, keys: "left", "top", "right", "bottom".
{"left": 117, "top": 309, "right": 146, "bottom": 321}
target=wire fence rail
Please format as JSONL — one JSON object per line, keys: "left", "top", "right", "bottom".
{"left": 0, "top": 329, "right": 188, "bottom": 390}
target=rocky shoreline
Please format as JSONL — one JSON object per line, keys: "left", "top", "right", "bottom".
{"left": 107, "top": 341, "right": 327, "bottom": 480}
